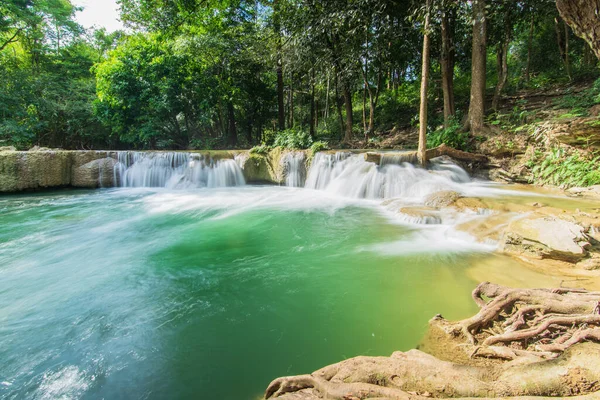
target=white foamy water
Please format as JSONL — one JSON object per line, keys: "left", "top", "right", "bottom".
{"left": 36, "top": 366, "right": 91, "bottom": 400}
{"left": 305, "top": 152, "right": 469, "bottom": 201}
{"left": 282, "top": 151, "right": 307, "bottom": 187}
{"left": 113, "top": 151, "right": 245, "bottom": 188}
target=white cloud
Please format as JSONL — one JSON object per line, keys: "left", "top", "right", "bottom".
{"left": 72, "top": 0, "right": 124, "bottom": 32}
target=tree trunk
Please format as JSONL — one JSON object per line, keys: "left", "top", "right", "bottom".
{"left": 277, "top": 60, "right": 285, "bottom": 131}
{"left": 555, "top": 17, "right": 572, "bottom": 80}
{"left": 466, "top": 0, "right": 487, "bottom": 135}
{"left": 227, "top": 101, "right": 237, "bottom": 147}
{"left": 334, "top": 73, "right": 344, "bottom": 139}
{"left": 362, "top": 83, "right": 367, "bottom": 134}
{"left": 343, "top": 86, "right": 353, "bottom": 142}
{"left": 274, "top": 0, "right": 285, "bottom": 131}
{"left": 310, "top": 68, "right": 316, "bottom": 139}
{"left": 418, "top": 0, "right": 432, "bottom": 167}
{"left": 525, "top": 16, "right": 534, "bottom": 82}
{"left": 325, "top": 73, "right": 330, "bottom": 122}
{"left": 493, "top": 13, "right": 511, "bottom": 111}
{"left": 556, "top": 0, "right": 600, "bottom": 60}
{"left": 289, "top": 75, "right": 294, "bottom": 128}
{"left": 441, "top": 1, "right": 456, "bottom": 129}
{"left": 564, "top": 21, "right": 572, "bottom": 80}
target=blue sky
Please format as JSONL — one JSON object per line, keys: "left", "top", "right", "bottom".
{"left": 72, "top": 0, "right": 124, "bottom": 32}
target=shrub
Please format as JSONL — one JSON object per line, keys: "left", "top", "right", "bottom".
{"left": 310, "top": 141, "right": 329, "bottom": 153}
{"left": 530, "top": 148, "right": 600, "bottom": 188}
{"left": 273, "top": 128, "right": 313, "bottom": 149}
{"left": 249, "top": 144, "right": 272, "bottom": 155}
{"left": 427, "top": 118, "right": 471, "bottom": 151}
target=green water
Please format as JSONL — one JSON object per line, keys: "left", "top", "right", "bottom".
{"left": 0, "top": 187, "right": 484, "bottom": 399}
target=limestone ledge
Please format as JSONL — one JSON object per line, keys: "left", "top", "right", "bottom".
{"left": 0, "top": 149, "right": 315, "bottom": 192}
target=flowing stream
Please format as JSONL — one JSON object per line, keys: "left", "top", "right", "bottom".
{"left": 0, "top": 151, "right": 573, "bottom": 400}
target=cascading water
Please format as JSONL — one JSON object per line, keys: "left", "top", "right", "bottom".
{"left": 113, "top": 151, "right": 245, "bottom": 189}
{"left": 282, "top": 152, "right": 307, "bottom": 187}
{"left": 304, "top": 152, "right": 470, "bottom": 201}
{"left": 379, "top": 152, "right": 418, "bottom": 166}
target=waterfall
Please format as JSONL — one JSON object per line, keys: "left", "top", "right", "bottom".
{"left": 305, "top": 152, "right": 469, "bottom": 200}
{"left": 282, "top": 152, "right": 307, "bottom": 187}
{"left": 379, "top": 152, "right": 418, "bottom": 166}
{"left": 113, "top": 152, "right": 245, "bottom": 189}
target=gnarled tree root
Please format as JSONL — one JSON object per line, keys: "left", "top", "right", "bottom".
{"left": 264, "top": 282, "right": 600, "bottom": 399}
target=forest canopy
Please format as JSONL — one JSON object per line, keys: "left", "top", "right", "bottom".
{"left": 0, "top": 0, "right": 598, "bottom": 150}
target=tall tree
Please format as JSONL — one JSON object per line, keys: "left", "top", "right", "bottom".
{"left": 273, "top": 0, "right": 285, "bottom": 131}
{"left": 440, "top": 0, "right": 456, "bottom": 128}
{"left": 418, "top": 0, "right": 432, "bottom": 166}
{"left": 466, "top": 0, "right": 487, "bottom": 135}
{"left": 491, "top": 1, "right": 516, "bottom": 111}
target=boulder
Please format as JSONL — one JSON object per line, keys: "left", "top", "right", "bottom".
{"left": 238, "top": 147, "right": 290, "bottom": 184}
{"left": 501, "top": 216, "right": 591, "bottom": 262}
{"left": 0, "top": 151, "right": 72, "bottom": 192}
{"left": 72, "top": 157, "right": 117, "bottom": 188}
{"left": 0, "top": 146, "right": 16, "bottom": 152}
{"left": 424, "top": 190, "right": 462, "bottom": 208}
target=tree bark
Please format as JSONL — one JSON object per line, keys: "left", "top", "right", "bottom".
{"left": 564, "top": 21, "right": 572, "bottom": 80}
{"left": 274, "top": 0, "right": 285, "bottom": 131}
{"left": 227, "top": 101, "right": 237, "bottom": 147}
{"left": 334, "top": 72, "right": 344, "bottom": 140}
{"left": 441, "top": 1, "right": 456, "bottom": 128}
{"left": 555, "top": 17, "right": 572, "bottom": 80}
{"left": 289, "top": 74, "right": 294, "bottom": 128}
{"left": 492, "top": 42, "right": 508, "bottom": 111}
{"left": 310, "top": 68, "right": 316, "bottom": 138}
{"left": 418, "top": 0, "right": 431, "bottom": 167}
{"left": 556, "top": 0, "right": 600, "bottom": 60}
{"left": 466, "top": 0, "right": 487, "bottom": 135}
{"left": 343, "top": 86, "right": 353, "bottom": 142}
{"left": 525, "top": 16, "right": 534, "bottom": 82}
{"left": 492, "top": 13, "right": 511, "bottom": 112}
{"left": 362, "top": 83, "right": 367, "bottom": 134}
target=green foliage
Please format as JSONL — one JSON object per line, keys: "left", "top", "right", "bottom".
{"left": 376, "top": 86, "right": 420, "bottom": 131}
{"left": 1, "top": 0, "right": 599, "bottom": 151}
{"left": 249, "top": 144, "right": 272, "bottom": 155}
{"left": 273, "top": 129, "right": 313, "bottom": 149}
{"left": 310, "top": 141, "right": 329, "bottom": 153}
{"left": 427, "top": 119, "right": 470, "bottom": 151}
{"left": 530, "top": 148, "right": 600, "bottom": 188}
{"left": 552, "top": 78, "right": 600, "bottom": 113}
{"left": 189, "top": 137, "right": 224, "bottom": 150}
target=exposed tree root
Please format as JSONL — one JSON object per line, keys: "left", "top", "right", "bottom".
{"left": 264, "top": 282, "right": 600, "bottom": 399}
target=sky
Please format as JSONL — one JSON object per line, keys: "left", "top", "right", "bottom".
{"left": 72, "top": 0, "right": 124, "bottom": 32}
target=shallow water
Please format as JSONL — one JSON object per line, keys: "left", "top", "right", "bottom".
{"left": 1, "top": 180, "right": 589, "bottom": 399}
{"left": 0, "top": 186, "right": 508, "bottom": 400}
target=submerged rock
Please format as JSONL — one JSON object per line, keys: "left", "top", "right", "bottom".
{"left": 397, "top": 206, "right": 442, "bottom": 224}
{"left": 577, "top": 256, "right": 600, "bottom": 270}
{"left": 452, "top": 197, "right": 490, "bottom": 214}
{"left": 424, "top": 190, "right": 462, "bottom": 208}
{"left": 501, "top": 216, "right": 590, "bottom": 262}
{"left": 567, "top": 185, "right": 600, "bottom": 200}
